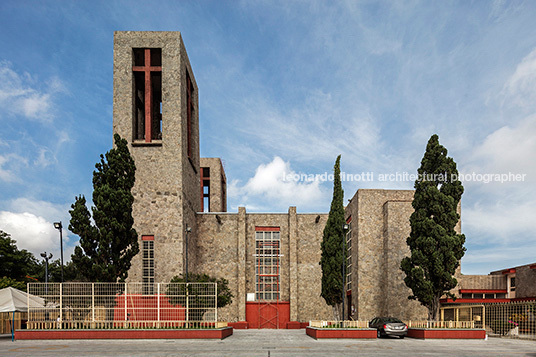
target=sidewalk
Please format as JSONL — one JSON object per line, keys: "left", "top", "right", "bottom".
{"left": 1, "top": 329, "right": 535, "bottom": 356}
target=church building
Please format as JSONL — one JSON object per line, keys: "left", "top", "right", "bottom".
{"left": 111, "top": 31, "right": 535, "bottom": 328}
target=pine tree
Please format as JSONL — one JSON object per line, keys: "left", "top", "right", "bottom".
{"left": 400, "top": 134, "right": 466, "bottom": 320}
{"left": 320, "top": 155, "right": 345, "bottom": 320}
{"left": 69, "top": 133, "right": 139, "bottom": 282}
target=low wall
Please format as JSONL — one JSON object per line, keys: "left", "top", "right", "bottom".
{"left": 408, "top": 328, "right": 485, "bottom": 339}
{"left": 306, "top": 327, "right": 376, "bottom": 339}
{"left": 15, "top": 327, "right": 233, "bottom": 340}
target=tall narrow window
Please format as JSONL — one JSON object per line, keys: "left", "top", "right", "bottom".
{"left": 133, "top": 48, "right": 162, "bottom": 142}
{"left": 346, "top": 220, "right": 352, "bottom": 291}
{"left": 221, "top": 173, "right": 226, "bottom": 212}
{"left": 186, "top": 70, "right": 194, "bottom": 157}
{"left": 142, "top": 235, "right": 155, "bottom": 295}
{"left": 200, "top": 167, "right": 210, "bottom": 212}
{"left": 254, "top": 228, "right": 281, "bottom": 301}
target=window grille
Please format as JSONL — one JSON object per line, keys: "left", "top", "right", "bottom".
{"left": 254, "top": 230, "right": 281, "bottom": 301}
{"left": 142, "top": 238, "right": 155, "bottom": 295}
{"left": 346, "top": 222, "right": 352, "bottom": 291}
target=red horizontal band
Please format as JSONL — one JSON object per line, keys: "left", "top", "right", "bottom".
{"left": 459, "top": 289, "right": 507, "bottom": 294}
{"left": 255, "top": 226, "right": 280, "bottom": 232}
{"left": 441, "top": 298, "right": 510, "bottom": 304}
{"left": 142, "top": 235, "right": 154, "bottom": 241}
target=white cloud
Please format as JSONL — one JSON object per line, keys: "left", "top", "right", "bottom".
{"left": 231, "top": 157, "right": 325, "bottom": 211}
{"left": 502, "top": 47, "right": 536, "bottom": 109}
{"left": 464, "top": 199, "right": 536, "bottom": 243}
{"left": 7, "top": 198, "right": 70, "bottom": 223}
{"left": 0, "top": 198, "right": 75, "bottom": 261}
{"left": 462, "top": 115, "right": 536, "bottom": 188}
{"left": 0, "top": 211, "right": 73, "bottom": 261}
{"left": 0, "top": 153, "right": 28, "bottom": 183}
{"left": 0, "top": 61, "right": 63, "bottom": 122}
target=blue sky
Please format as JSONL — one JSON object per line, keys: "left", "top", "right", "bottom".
{"left": 0, "top": 0, "right": 535, "bottom": 275}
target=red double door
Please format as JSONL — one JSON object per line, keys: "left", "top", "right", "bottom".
{"left": 246, "top": 301, "right": 290, "bottom": 329}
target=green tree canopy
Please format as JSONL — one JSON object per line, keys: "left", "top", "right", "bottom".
{"left": 69, "top": 133, "right": 138, "bottom": 282}
{"left": 0, "top": 230, "right": 40, "bottom": 288}
{"left": 167, "top": 273, "right": 233, "bottom": 321}
{"left": 401, "top": 134, "right": 466, "bottom": 320}
{"left": 320, "top": 155, "right": 345, "bottom": 320}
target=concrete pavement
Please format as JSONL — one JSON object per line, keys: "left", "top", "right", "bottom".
{"left": 2, "top": 329, "right": 536, "bottom": 356}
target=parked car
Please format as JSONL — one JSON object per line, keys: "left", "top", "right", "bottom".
{"left": 369, "top": 317, "right": 408, "bottom": 338}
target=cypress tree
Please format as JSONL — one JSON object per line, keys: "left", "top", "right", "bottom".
{"left": 400, "top": 134, "right": 466, "bottom": 320}
{"left": 69, "top": 133, "right": 139, "bottom": 282}
{"left": 320, "top": 155, "right": 345, "bottom": 320}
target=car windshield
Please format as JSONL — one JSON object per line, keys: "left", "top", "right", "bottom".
{"left": 384, "top": 318, "right": 403, "bottom": 323}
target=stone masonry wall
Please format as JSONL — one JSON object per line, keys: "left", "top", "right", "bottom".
{"left": 515, "top": 265, "right": 536, "bottom": 298}
{"left": 456, "top": 274, "right": 506, "bottom": 293}
{"left": 113, "top": 31, "right": 199, "bottom": 284}
{"left": 195, "top": 208, "right": 332, "bottom": 322}
{"left": 200, "top": 157, "right": 226, "bottom": 212}
{"left": 383, "top": 200, "right": 428, "bottom": 320}
{"left": 195, "top": 212, "right": 240, "bottom": 322}
{"left": 296, "top": 213, "right": 332, "bottom": 321}
{"left": 353, "top": 189, "right": 416, "bottom": 321}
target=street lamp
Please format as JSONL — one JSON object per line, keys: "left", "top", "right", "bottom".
{"left": 185, "top": 226, "right": 191, "bottom": 283}
{"left": 53, "top": 221, "right": 64, "bottom": 282}
{"left": 342, "top": 223, "right": 349, "bottom": 322}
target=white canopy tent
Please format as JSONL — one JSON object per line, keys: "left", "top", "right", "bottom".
{"left": 0, "top": 287, "right": 44, "bottom": 340}
{"left": 0, "top": 286, "right": 45, "bottom": 313}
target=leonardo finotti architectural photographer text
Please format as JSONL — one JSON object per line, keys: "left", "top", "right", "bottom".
{"left": 282, "top": 171, "right": 526, "bottom": 184}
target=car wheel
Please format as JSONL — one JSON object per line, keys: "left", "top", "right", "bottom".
{"left": 377, "top": 329, "right": 382, "bottom": 338}
{"left": 400, "top": 336, "right": 405, "bottom": 339}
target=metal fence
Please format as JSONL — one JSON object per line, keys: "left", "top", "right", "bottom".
{"left": 485, "top": 301, "right": 536, "bottom": 340}
{"left": 27, "top": 282, "right": 218, "bottom": 329}
{"left": 309, "top": 320, "right": 369, "bottom": 328}
{"left": 440, "top": 305, "right": 485, "bottom": 329}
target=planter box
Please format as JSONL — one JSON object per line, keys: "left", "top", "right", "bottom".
{"left": 228, "top": 321, "right": 248, "bottom": 329}
{"left": 407, "top": 328, "right": 485, "bottom": 339}
{"left": 306, "top": 327, "right": 376, "bottom": 339}
{"left": 286, "top": 321, "right": 301, "bottom": 329}
{"left": 15, "top": 327, "right": 233, "bottom": 340}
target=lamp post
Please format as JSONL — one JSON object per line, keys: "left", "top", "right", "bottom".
{"left": 185, "top": 226, "right": 191, "bottom": 283}
{"left": 40, "top": 252, "right": 53, "bottom": 294}
{"left": 53, "top": 221, "right": 64, "bottom": 282}
{"left": 342, "top": 223, "right": 349, "bottom": 322}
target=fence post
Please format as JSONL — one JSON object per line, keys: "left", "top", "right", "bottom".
{"left": 482, "top": 305, "right": 485, "bottom": 330}
{"left": 59, "top": 283, "right": 63, "bottom": 329}
{"left": 157, "top": 283, "right": 160, "bottom": 322}
{"left": 215, "top": 282, "right": 218, "bottom": 323}
{"left": 186, "top": 282, "right": 189, "bottom": 324}
{"left": 27, "top": 283, "right": 30, "bottom": 321}
{"left": 124, "top": 283, "right": 128, "bottom": 321}
{"left": 92, "top": 283, "right": 95, "bottom": 322}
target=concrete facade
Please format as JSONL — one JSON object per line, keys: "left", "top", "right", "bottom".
{"left": 113, "top": 31, "right": 200, "bottom": 285}
{"left": 344, "top": 189, "right": 429, "bottom": 321}
{"left": 200, "top": 158, "right": 227, "bottom": 213}
{"left": 195, "top": 209, "right": 331, "bottom": 323}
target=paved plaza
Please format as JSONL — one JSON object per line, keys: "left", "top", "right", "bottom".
{"left": 2, "top": 330, "right": 536, "bottom": 356}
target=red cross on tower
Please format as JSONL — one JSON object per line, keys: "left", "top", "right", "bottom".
{"left": 133, "top": 49, "right": 162, "bottom": 142}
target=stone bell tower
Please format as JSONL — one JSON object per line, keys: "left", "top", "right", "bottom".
{"left": 112, "top": 31, "right": 200, "bottom": 287}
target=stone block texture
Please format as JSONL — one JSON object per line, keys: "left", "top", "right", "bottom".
{"left": 113, "top": 31, "right": 200, "bottom": 285}
{"left": 200, "top": 157, "right": 227, "bottom": 212}
{"left": 195, "top": 208, "right": 332, "bottom": 322}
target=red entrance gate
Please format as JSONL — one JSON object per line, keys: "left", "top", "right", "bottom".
{"left": 246, "top": 301, "right": 290, "bottom": 329}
